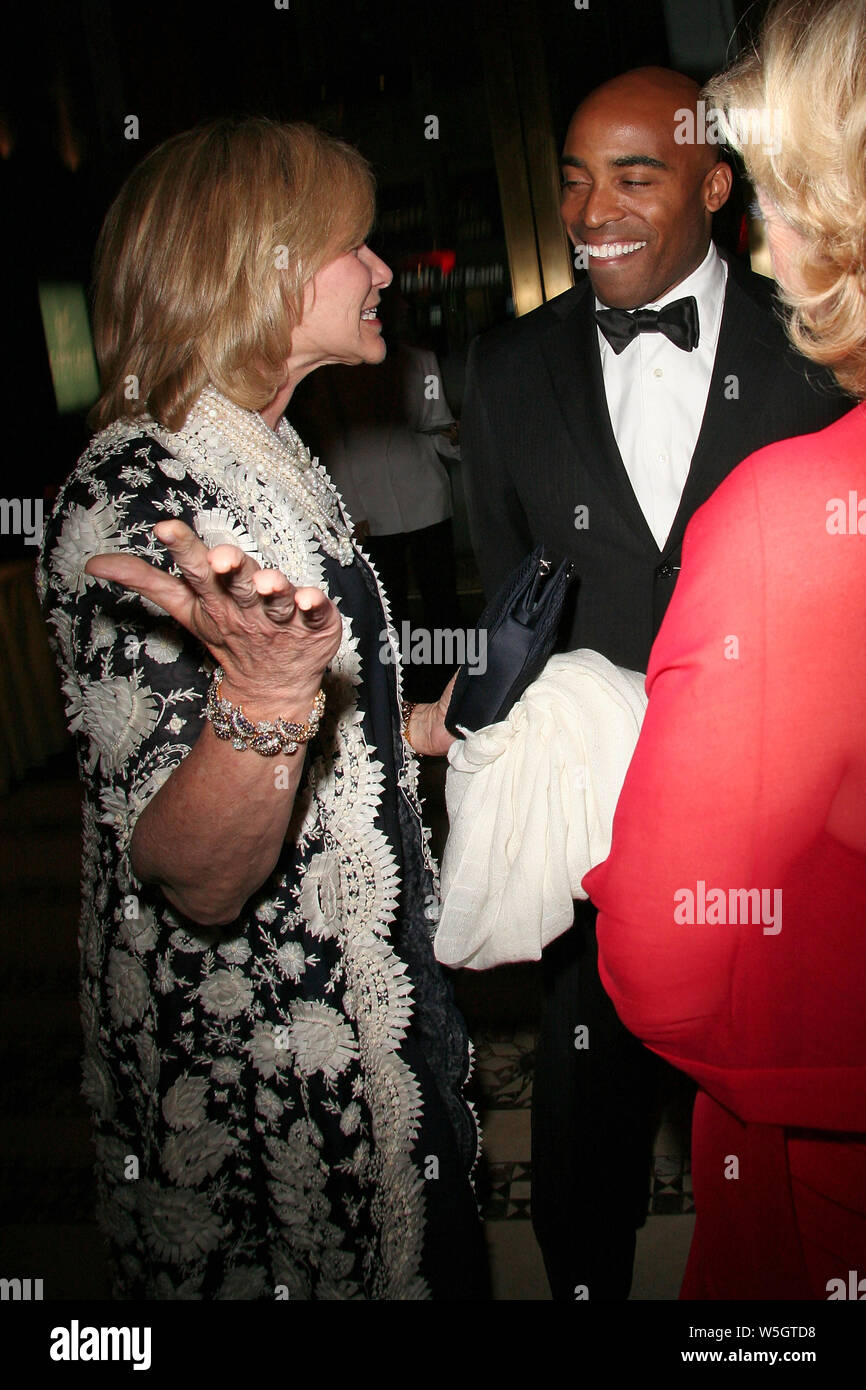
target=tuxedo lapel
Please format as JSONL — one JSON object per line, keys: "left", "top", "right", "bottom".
{"left": 661, "top": 264, "right": 782, "bottom": 560}
{"left": 541, "top": 285, "right": 660, "bottom": 552}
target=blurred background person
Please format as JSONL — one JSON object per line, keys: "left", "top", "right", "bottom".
{"left": 295, "top": 292, "right": 463, "bottom": 700}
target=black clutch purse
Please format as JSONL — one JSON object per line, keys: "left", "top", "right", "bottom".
{"left": 445, "top": 545, "right": 576, "bottom": 737}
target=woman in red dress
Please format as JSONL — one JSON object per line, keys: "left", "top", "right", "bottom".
{"left": 585, "top": 0, "right": 866, "bottom": 1300}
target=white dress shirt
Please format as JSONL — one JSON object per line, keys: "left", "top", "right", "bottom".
{"left": 596, "top": 243, "right": 728, "bottom": 549}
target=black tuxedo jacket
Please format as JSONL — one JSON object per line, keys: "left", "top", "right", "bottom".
{"left": 462, "top": 252, "right": 849, "bottom": 672}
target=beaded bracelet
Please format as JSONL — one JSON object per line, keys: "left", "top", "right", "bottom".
{"left": 205, "top": 667, "right": 325, "bottom": 756}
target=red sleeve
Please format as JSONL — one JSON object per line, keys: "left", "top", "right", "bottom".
{"left": 585, "top": 436, "right": 866, "bottom": 1120}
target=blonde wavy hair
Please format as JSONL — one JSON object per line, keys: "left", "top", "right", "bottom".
{"left": 89, "top": 118, "right": 375, "bottom": 432}
{"left": 705, "top": 0, "right": 866, "bottom": 397}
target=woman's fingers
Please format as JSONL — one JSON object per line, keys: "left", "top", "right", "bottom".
{"left": 87, "top": 524, "right": 337, "bottom": 657}
{"left": 208, "top": 544, "right": 261, "bottom": 607}
{"left": 293, "top": 587, "right": 335, "bottom": 627}
{"left": 253, "top": 567, "right": 297, "bottom": 623}
{"left": 85, "top": 525, "right": 251, "bottom": 627}
{"left": 84, "top": 552, "right": 195, "bottom": 627}
{"left": 155, "top": 527, "right": 267, "bottom": 615}
{"left": 153, "top": 521, "right": 218, "bottom": 595}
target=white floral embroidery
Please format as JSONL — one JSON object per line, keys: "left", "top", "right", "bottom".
{"left": 66, "top": 674, "right": 160, "bottom": 775}
{"left": 255, "top": 899, "right": 281, "bottom": 925}
{"left": 144, "top": 627, "right": 184, "bottom": 664}
{"left": 246, "top": 1022, "right": 292, "bottom": 1081}
{"left": 106, "top": 949, "right": 149, "bottom": 1026}
{"left": 255, "top": 1087, "right": 283, "bottom": 1123}
{"left": 37, "top": 409, "right": 478, "bottom": 1300}
{"left": 217, "top": 1266, "right": 268, "bottom": 1301}
{"left": 50, "top": 499, "right": 123, "bottom": 595}
{"left": 118, "top": 464, "right": 152, "bottom": 487}
{"left": 141, "top": 1184, "right": 225, "bottom": 1263}
{"left": 284, "top": 1001, "right": 359, "bottom": 1081}
{"left": 135, "top": 1030, "right": 160, "bottom": 1090}
{"left": 194, "top": 508, "right": 261, "bottom": 560}
{"left": 169, "top": 930, "right": 209, "bottom": 954}
{"left": 156, "top": 454, "right": 187, "bottom": 481}
{"left": 120, "top": 902, "right": 158, "bottom": 954}
{"left": 198, "top": 968, "right": 253, "bottom": 1019}
{"left": 80, "top": 987, "right": 99, "bottom": 1045}
{"left": 210, "top": 1056, "right": 242, "bottom": 1086}
{"left": 81, "top": 1053, "right": 116, "bottom": 1119}
{"left": 79, "top": 903, "right": 101, "bottom": 977}
{"left": 217, "top": 938, "right": 251, "bottom": 966}
{"left": 48, "top": 609, "right": 74, "bottom": 667}
{"left": 298, "top": 852, "right": 342, "bottom": 940}
{"left": 339, "top": 1101, "right": 362, "bottom": 1136}
{"left": 162, "top": 1121, "right": 234, "bottom": 1186}
{"left": 89, "top": 612, "right": 117, "bottom": 653}
{"left": 154, "top": 955, "right": 177, "bottom": 995}
{"left": 126, "top": 760, "right": 180, "bottom": 833}
{"left": 274, "top": 940, "right": 306, "bottom": 981}
{"left": 163, "top": 1075, "right": 210, "bottom": 1130}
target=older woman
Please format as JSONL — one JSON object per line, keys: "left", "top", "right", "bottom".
{"left": 38, "top": 118, "right": 485, "bottom": 1301}
{"left": 585, "top": 0, "right": 866, "bottom": 1299}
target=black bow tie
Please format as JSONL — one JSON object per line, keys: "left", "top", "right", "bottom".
{"left": 595, "top": 295, "right": 699, "bottom": 354}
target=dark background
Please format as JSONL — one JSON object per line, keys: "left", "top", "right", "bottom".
{"left": 0, "top": 0, "right": 765, "bottom": 553}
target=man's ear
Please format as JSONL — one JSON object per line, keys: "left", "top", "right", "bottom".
{"left": 704, "top": 161, "right": 733, "bottom": 213}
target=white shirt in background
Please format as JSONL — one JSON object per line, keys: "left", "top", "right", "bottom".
{"left": 321, "top": 344, "right": 460, "bottom": 536}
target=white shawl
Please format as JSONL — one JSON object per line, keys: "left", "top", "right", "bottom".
{"left": 435, "top": 651, "right": 647, "bottom": 970}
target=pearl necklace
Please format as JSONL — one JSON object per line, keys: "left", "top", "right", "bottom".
{"left": 178, "top": 384, "right": 354, "bottom": 565}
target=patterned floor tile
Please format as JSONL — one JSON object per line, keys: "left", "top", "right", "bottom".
{"left": 481, "top": 1160, "right": 533, "bottom": 1221}
{"left": 650, "top": 1156, "right": 695, "bottom": 1215}
{"left": 473, "top": 1030, "right": 535, "bottom": 1110}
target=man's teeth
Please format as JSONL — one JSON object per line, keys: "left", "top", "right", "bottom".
{"left": 361, "top": 308, "right": 378, "bottom": 319}
{"left": 584, "top": 241, "right": 647, "bottom": 259}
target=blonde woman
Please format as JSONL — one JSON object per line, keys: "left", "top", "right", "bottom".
{"left": 586, "top": 0, "right": 866, "bottom": 1299}
{"left": 38, "top": 118, "right": 484, "bottom": 1300}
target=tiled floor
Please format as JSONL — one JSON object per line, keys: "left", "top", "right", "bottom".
{"left": 474, "top": 1027, "right": 695, "bottom": 1216}
{"left": 469, "top": 1023, "right": 695, "bottom": 1299}
{"left": 1, "top": 750, "right": 695, "bottom": 1300}
{"left": 475, "top": 1029, "right": 536, "bottom": 1110}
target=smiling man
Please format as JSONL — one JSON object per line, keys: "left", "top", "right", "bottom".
{"left": 561, "top": 69, "right": 730, "bottom": 313}
{"left": 461, "top": 66, "right": 847, "bottom": 1302}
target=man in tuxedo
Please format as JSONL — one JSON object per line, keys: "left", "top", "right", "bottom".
{"left": 462, "top": 67, "right": 847, "bottom": 1301}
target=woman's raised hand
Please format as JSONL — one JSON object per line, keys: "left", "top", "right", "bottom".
{"left": 85, "top": 520, "right": 343, "bottom": 713}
